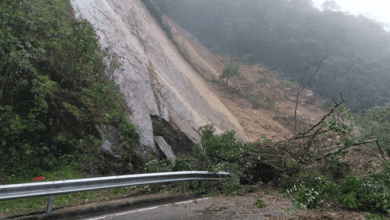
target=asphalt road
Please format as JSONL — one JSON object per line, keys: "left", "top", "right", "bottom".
{"left": 79, "top": 197, "right": 263, "bottom": 220}
{"left": 10, "top": 190, "right": 310, "bottom": 220}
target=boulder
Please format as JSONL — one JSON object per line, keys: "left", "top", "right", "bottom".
{"left": 154, "top": 136, "right": 175, "bottom": 159}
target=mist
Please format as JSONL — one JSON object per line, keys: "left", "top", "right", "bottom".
{"left": 143, "top": 0, "right": 390, "bottom": 117}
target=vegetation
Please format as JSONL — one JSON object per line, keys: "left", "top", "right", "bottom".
{"left": 0, "top": 0, "right": 139, "bottom": 181}
{"left": 2, "top": 0, "right": 390, "bottom": 218}
{"left": 0, "top": 166, "right": 141, "bottom": 216}
{"left": 144, "top": 0, "right": 390, "bottom": 117}
{"left": 145, "top": 155, "right": 192, "bottom": 173}
{"left": 281, "top": 173, "right": 337, "bottom": 209}
{"left": 366, "top": 212, "right": 390, "bottom": 220}
{"left": 219, "top": 62, "right": 239, "bottom": 85}
{"left": 187, "top": 93, "right": 390, "bottom": 216}
{"left": 351, "top": 105, "right": 390, "bottom": 159}
{"left": 255, "top": 198, "right": 268, "bottom": 208}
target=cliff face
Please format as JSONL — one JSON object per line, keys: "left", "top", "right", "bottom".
{"left": 69, "top": 0, "right": 248, "bottom": 161}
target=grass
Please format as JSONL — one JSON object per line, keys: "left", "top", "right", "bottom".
{"left": 0, "top": 166, "right": 143, "bottom": 217}
{"left": 285, "top": 208, "right": 295, "bottom": 214}
{"left": 267, "top": 99, "right": 276, "bottom": 106}
{"left": 167, "top": 189, "right": 182, "bottom": 195}
{"left": 0, "top": 165, "right": 196, "bottom": 218}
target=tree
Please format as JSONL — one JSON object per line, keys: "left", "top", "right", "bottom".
{"left": 293, "top": 57, "right": 327, "bottom": 136}
{"left": 322, "top": 0, "right": 341, "bottom": 11}
{"left": 352, "top": 104, "right": 390, "bottom": 160}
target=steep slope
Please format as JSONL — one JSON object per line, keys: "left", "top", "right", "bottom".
{"left": 69, "top": 0, "right": 248, "bottom": 161}
{"left": 161, "top": 15, "right": 363, "bottom": 144}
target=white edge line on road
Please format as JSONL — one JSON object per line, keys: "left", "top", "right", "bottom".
{"left": 86, "top": 198, "right": 210, "bottom": 220}
{"left": 175, "top": 198, "right": 209, "bottom": 205}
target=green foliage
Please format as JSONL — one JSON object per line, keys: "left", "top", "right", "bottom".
{"left": 320, "top": 103, "right": 358, "bottom": 177}
{"left": 255, "top": 197, "right": 268, "bottom": 208}
{"left": 145, "top": 155, "right": 192, "bottom": 173}
{"left": 192, "top": 125, "right": 252, "bottom": 164}
{"left": 351, "top": 103, "right": 390, "bottom": 153}
{"left": 335, "top": 174, "right": 367, "bottom": 210}
{"left": 285, "top": 208, "right": 295, "bottom": 214}
{"left": 281, "top": 173, "right": 337, "bottom": 209}
{"left": 284, "top": 82, "right": 294, "bottom": 88}
{"left": 0, "top": 0, "right": 139, "bottom": 179}
{"left": 220, "top": 63, "right": 239, "bottom": 84}
{"left": 168, "top": 188, "right": 182, "bottom": 194}
{"left": 192, "top": 125, "right": 256, "bottom": 195}
{"left": 368, "top": 160, "right": 390, "bottom": 189}
{"left": 335, "top": 164, "right": 390, "bottom": 215}
{"left": 221, "top": 173, "right": 240, "bottom": 196}
{"left": 138, "top": 185, "right": 151, "bottom": 193}
{"left": 0, "top": 165, "right": 89, "bottom": 215}
{"left": 260, "top": 134, "right": 273, "bottom": 144}
{"left": 202, "top": 191, "right": 219, "bottom": 198}
{"left": 365, "top": 212, "right": 389, "bottom": 220}
{"left": 117, "top": 112, "right": 138, "bottom": 163}
{"left": 189, "top": 181, "right": 199, "bottom": 190}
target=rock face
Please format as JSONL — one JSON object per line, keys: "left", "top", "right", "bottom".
{"left": 69, "top": 0, "right": 248, "bottom": 162}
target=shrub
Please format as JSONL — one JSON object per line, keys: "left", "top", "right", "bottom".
{"left": 335, "top": 172, "right": 390, "bottom": 215}
{"left": 365, "top": 212, "right": 389, "bottom": 220}
{"left": 221, "top": 173, "right": 240, "bottom": 196}
{"left": 192, "top": 125, "right": 252, "bottom": 165}
{"left": 145, "top": 155, "right": 192, "bottom": 173}
{"left": 192, "top": 125, "right": 256, "bottom": 195}
{"left": 255, "top": 197, "right": 268, "bottom": 208}
{"left": 281, "top": 173, "right": 337, "bottom": 209}
{"left": 220, "top": 63, "right": 239, "bottom": 84}
{"left": 351, "top": 103, "right": 390, "bottom": 155}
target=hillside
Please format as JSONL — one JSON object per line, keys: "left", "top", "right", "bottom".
{"left": 162, "top": 14, "right": 382, "bottom": 181}
{"left": 1, "top": 0, "right": 390, "bottom": 219}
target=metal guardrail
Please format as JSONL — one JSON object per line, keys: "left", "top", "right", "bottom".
{"left": 0, "top": 171, "right": 229, "bottom": 215}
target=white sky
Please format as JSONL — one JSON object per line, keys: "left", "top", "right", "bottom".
{"left": 312, "top": 0, "right": 390, "bottom": 30}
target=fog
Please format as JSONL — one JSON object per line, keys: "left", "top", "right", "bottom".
{"left": 142, "top": 0, "right": 390, "bottom": 117}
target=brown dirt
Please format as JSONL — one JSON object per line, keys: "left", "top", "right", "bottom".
{"left": 194, "top": 189, "right": 368, "bottom": 220}
{"left": 3, "top": 13, "right": 387, "bottom": 220}
{"left": 166, "top": 16, "right": 389, "bottom": 219}
{"left": 205, "top": 53, "right": 387, "bottom": 179}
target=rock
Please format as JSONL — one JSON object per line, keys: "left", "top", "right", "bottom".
{"left": 96, "top": 124, "right": 127, "bottom": 174}
{"left": 306, "top": 90, "right": 314, "bottom": 97}
{"left": 154, "top": 136, "right": 175, "bottom": 159}
{"left": 69, "top": 0, "right": 248, "bottom": 162}
{"left": 101, "top": 140, "right": 123, "bottom": 160}
{"left": 97, "top": 125, "right": 124, "bottom": 159}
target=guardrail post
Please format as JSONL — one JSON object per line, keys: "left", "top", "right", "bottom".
{"left": 182, "top": 181, "right": 187, "bottom": 193}
{"left": 45, "top": 195, "right": 55, "bottom": 215}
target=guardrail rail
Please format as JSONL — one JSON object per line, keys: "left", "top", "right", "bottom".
{"left": 0, "top": 171, "right": 230, "bottom": 215}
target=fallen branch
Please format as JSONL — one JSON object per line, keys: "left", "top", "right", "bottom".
{"left": 320, "top": 139, "right": 378, "bottom": 160}
{"left": 293, "top": 57, "right": 327, "bottom": 136}
{"left": 375, "top": 139, "right": 389, "bottom": 165}
{"left": 289, "top": 92, "right": 347, "bottom": 142}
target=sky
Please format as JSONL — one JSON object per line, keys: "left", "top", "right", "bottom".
{"left": 311, "top": 0, "right": 390, "bottom": 31}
